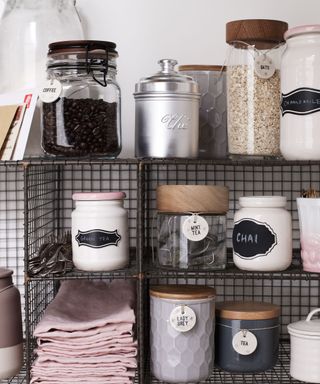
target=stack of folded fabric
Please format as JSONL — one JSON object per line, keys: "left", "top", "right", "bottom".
{"left": 31, "top": 279, "right": 137, "bottom": 384}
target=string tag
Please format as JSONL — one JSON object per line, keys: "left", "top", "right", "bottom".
{"left": 170, "top": 305, "right": 196, "bottom": 332}
{"left": 254, "top": 54, "right": 275, "bottom": 79}
{"left": 232, "top": 329, "right": 258, "bottom": 355}
{"left": 182, "top": 214, "right": 209, "bottom": 242}
{"left": 39, "top": 79, "right": 62, "bottom": 103}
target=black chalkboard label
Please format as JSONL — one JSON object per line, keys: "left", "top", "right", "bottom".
{"left": 75, "top": 229, "right": 121, "bottom": 248}
{"left": 232, "top": 219, "right": 277, "bottom": 259}
{"left": 281, "top": 87, "right": 320, "bottom": 116}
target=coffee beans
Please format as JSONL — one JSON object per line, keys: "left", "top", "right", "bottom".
{"left": 42, "top": 98, "right": 119, "bottom": 157}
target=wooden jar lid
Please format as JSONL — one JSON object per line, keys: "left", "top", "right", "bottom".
{"left": 150, "top": 285, "right": 216, "bottom": 300}
{"left": 179, "top": 65, "right": 226, "bottom": 72}
{"left": 157, "top": 185, "right": 229, "bottom": 214}
{"left": 216, "top": 301, "right": 280, "bottom": 320}
{"left": 226, "top": 19, "right": 288, "bottom": 49}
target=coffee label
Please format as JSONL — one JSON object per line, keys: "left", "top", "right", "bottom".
{"left": 39, "top": 79, "right": 62, "bottom": 103}
{"left": 232, "top": 218, "right": 277, "bottom": 259}
{"left": 254, "top": 55, "right": 275, "bottom": 79}
{"left": 169, "top": 305, "right": 196, "bottom": 332}
{"left": 232, "top": 330, "right": 258, "bottom": 355}
{"left": 281, "top": 87, "right": 320, "bottom": 116}
{"left": 182, "top": 215, "right": 209, "bottom": 241}
{"left": 75, "top": 229, "right": 121, "bottom": 248}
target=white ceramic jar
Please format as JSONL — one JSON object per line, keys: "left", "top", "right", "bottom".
{"left": 71, "top": 192, "right": 129, "bottom": 271}
{"left": 281, "top": 25, "right": 320, "bottom": 160}
{"left": 288, "top": 308, "right": 320, "bottom": 383}
{"left": 232, "top": 196, "right": 292, "bottom": 271}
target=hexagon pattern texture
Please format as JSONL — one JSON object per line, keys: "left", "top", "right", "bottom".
{"left": 150, "top": 297, "right": 215, "bottom": 383}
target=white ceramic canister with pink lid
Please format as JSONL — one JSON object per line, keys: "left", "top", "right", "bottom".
{"left": 71, "top": 192, "right": 129, "bottom": 271}
{"left": 281, "top": 25, "right": 320, "bottom": 160}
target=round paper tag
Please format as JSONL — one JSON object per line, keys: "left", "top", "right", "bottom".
{"left": 232, "top": 330, "right": 258, "bottom": 355}
{"left": 254, "top": 55, "right": 275, "bottom": 79}
{"left": 39, "top": 79, "right": 62, "bottom": 103}
{"left": 182, "top": 215, "right": 209, "bottom": 242}
{"left": 169, "top": 305, "right": 196, "bottom": 333}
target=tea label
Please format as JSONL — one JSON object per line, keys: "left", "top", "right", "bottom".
{"left": 39, "top": 79, "right": 62, "bottom": 103}
{"left": 170, "top": 305, "right": 196, "bottom": 332}
{"left": 254, "top": 55, "right": 275, "bottom": 79}
{"left": 75, "top": 229, "right": 121, "bottom": 248}
{"left": 182, "top": 214, "right": 209, "bottom": 242}
{"left": 232, "top": 218, "right": 277, "bottom": 259}
{"left": 232, "top": 330, "right": 258, "bottom": 355}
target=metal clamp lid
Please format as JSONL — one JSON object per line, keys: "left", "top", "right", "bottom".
{"left": 134, "top": 58, "right": 200, "bottom": 95}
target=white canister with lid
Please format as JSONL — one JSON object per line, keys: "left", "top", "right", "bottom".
{"left": 232, "top": 196, "right": 292, "bottom": 271}
{"left": 71, "top": 192, "right": 129, "bottom": 271}
{"left": 281, "top": 25, "right": 320, "bottom": 160}
{"left": 288, "top": 308, "right": 320, "bottom": 383}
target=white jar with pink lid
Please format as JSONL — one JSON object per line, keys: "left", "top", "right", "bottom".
{"left": 281, "top": 25, "right": 320, "bottom": 160}
{"left": 71, "top": 192, "right": 129, "bottom": 271}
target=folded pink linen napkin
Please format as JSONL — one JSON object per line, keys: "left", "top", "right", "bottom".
{"left": 34, "top": 279, "right": 136, "bottom": 337}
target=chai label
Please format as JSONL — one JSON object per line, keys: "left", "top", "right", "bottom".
{"left": 232, "top": 330, "right": 258, "bottom": 355}
{"left": 232, "top": 218, "right": 277, "bottom": 259}
{"left": 281, "top": 87, "right": 320, "bottom": 116}
{"left": 170, "top": 305, "right": 196, "bottom": 333}
{"left": 39, "top": 79, "right": 62, "bottom": 103}
{"left": 75, "top": 229, "right": 121, "bottom": 248}
{"left": 182, "top": 214, "right": 209, "bottom": 241}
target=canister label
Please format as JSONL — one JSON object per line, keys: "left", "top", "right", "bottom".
{"left": 232, "top": 330, "right": 258, "bottom": 355}
{"left": 39, "top": 79, "right": 62, "bottom": 103}
{"left": 169, "top": 305, "right": 196, "bottom": 332}
{"left": 75, "top": 229, "right": 121, "bottom": 248}
{"left": 254, "top": 55, "right": 275, "bottom": 79}
{"left": 182, "top": 215, "right": 209, "bottom": 241}
{"left": 232, "top": 218, "right": 277, "bottom": 259}
{"left": 281, "top": 87, "right": 320, "bottom": 116}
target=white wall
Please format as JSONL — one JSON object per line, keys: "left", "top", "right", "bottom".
{"left": 56, "top": 1, "right": 320, "bottom": 156}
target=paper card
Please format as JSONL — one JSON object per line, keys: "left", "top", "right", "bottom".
{"left": 0, "top": 105, "right": 19, "bottom": 151}
{"left": 1, "top": 104, "right": 27, "bottom": 160}
{"left": 0, "top": 90, "right": 38, "bottom": 160}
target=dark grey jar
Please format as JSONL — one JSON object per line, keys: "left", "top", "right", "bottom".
{"left": 215, "top": 301, "right": 280, "bottom": 373}
{"left": 0, "top": 268, "right": 23, "bottom": 379}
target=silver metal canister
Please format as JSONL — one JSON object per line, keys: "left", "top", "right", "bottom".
{"left": 134, "top": 59, "right": 200, "bottom": 158}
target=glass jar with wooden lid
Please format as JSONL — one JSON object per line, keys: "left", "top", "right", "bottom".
{"left": 156, "top": 184, "right": 229, "bottom": 270}
{"left": 226, "top": 19, "right": 288, "bottom": 158}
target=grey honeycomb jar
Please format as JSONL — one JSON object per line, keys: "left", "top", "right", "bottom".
{"left": 150, "top": 285, "right": 215, "bottom": 383}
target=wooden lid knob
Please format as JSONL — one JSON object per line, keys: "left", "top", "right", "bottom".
{"left": 157, "top": 185, "right": 229, "bottom": 214}
{"left": 226, "top": 19, "right": 288, "bottom": 49}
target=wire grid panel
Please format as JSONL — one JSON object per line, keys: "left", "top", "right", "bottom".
{"left": 25, "top": 278, "right": 140, "bottom": 384}
{"left": 0, "top": 164, "right": 24, "bottom": 292}
{"left": 143, "top": 161, "right": 320, "bottom": 256}
{"left": 25, "top": 161, "right": 139, "bottom": 274}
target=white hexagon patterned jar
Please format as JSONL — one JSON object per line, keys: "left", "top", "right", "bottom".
{"left": 150, "top": 285, "right": 215, "bottom": 383}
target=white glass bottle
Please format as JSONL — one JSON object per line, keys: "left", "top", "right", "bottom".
{"left": 281, "top": 25, "right": 320, "bottom": 160}
{"left": 71, "top": 192, "right": 129, "bottom": 271}
{"left": 233, "top": 196, "right": 292, "bottom": 271}
{"left": 0, "top": 0, "right": 83, "bottom": 93}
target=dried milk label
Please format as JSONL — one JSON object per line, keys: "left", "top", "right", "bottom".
{"left": 170, "top": 305, "right": 196, "bottom": 332}
{"left": 182, "top": 214, "right": 209, "bottom": 242}
{"left": 39, "top": 79, "right": 62, "bottom": 103}
{"left": 254, "top": 55, "right": 275, "bottom": 79}
{"left": 281, "top": 87, "right": 320, "bottom": 116}
{"left": 75, "top": 229, "right": 121, "bottom": 248}
{"left": 232, "top": 218, "right": 277, "bottom": 259}
{"left": 232, "top": 330, "right": 258, "bottom": 355}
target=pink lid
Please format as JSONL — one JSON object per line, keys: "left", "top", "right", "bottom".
{"left": 285, "top": 24, "right": 320, "bottom": 40}
{"left": 72, "top": 192, "right": 126, "bottom": 201}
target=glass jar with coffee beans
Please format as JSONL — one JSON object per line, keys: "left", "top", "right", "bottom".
{"left": 40, "top": 40, "right": 121, "bottom": 157}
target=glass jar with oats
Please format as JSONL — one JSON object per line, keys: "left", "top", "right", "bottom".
{"left": 226, "top": 19, "right": 288, "bottom": 158}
